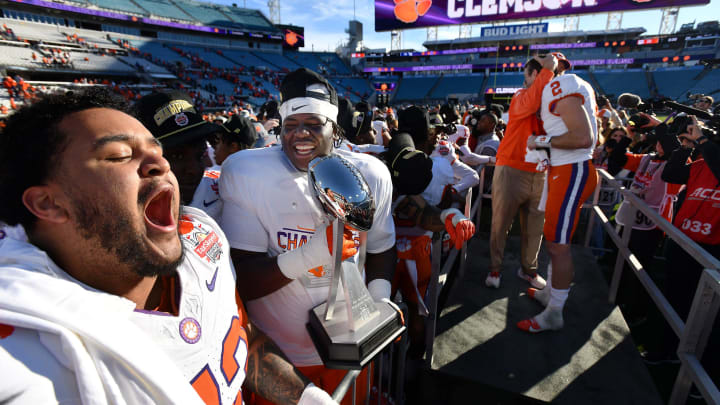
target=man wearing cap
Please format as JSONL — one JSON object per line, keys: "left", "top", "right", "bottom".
{"left": 387, "top": 132, "right": 475, "bottom": 359}
{"left": 218, "top": 68, "right": 396, "bottom": 403}
{"left": 134, "top": 91, "right": 227, "bottom": 208}
{"left": 189, "top": 114, "right": 259, "bottom": 221}
{"left": 486, "top": 54, "right": 557, "bottom": 290}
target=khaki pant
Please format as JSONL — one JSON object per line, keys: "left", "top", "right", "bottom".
{"left": 489, "top": 165, "right": 546, "bottom": 273}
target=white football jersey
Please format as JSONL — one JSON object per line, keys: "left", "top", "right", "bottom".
{"left": 540, "top": 74, "right": 598, "bottom": 166}
{"left": 0, "top": 208, "right": 246, "bottom": 405}
{"left": 189, "top": 167, "right": 223, "bottom": 222}
{"left": 219, "top": 147, "right": 395, "bottom": 366}
{"left": 446, "top": 124, "right": 470, "bottom": 145}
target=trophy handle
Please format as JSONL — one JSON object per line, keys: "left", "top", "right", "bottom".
{"left": 324, "top": 218, "right": 345, "bottom": 321}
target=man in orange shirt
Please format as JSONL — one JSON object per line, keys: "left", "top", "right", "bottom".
{"left": 485, "top": 54, "right": 556, "bottom": 289}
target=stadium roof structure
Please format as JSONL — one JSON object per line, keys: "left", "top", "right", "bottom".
{"left": 424, "top": 27, "right": 646, "bottom": 49}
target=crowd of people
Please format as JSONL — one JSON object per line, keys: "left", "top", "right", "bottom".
{"left": 0, "top": 49, "right": 719, "bottom": 404}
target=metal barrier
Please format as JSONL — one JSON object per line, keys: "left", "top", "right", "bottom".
{"left": 424, "top": 188, "right": 475, "bottom": 367}
{"left": 330, "top": 305, "right": 410, "bottom": 405}
{"left": 585, "top": 168, "right": 720, "bottom": 405}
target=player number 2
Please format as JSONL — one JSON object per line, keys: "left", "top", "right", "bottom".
{"left": 550, "top": 81, "right": 562, "bottom": 96}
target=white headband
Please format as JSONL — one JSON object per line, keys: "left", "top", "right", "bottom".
{"left": 279, "top": 96, "right": 338, "bottom": 123}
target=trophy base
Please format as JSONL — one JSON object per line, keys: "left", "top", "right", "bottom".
{"left": 308, "top": 300, "right": 405, "bottom": 369}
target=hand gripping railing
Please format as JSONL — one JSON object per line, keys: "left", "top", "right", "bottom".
{"left": 424, "top": 187, "right": 475, "bottom": 368}
{"left": 585, "top": 168, "right": 720, "bottom": 405}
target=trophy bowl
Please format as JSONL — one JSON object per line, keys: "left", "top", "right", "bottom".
{"left": 308, "top": 154, "right": 375, "bottom": 232}
{"left": 306, "top": 154, "right": 405, "bottom": 369}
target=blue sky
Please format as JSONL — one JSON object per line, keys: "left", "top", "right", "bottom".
{"left": 212, "top": 0, "right": 719, "bottom": 52}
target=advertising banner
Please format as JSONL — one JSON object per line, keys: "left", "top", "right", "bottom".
{"left": 480, "top": 23, "right": 547, "bottom": 37}
{"left": 375, "top": 0, "right": 709, "bottom": 32}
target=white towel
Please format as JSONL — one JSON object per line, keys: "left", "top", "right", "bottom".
{"left": 0, "top": 238, "right": 204, "bottom": 405}
{"left": 524, "top": 147, "right": 550, "bottom": 172}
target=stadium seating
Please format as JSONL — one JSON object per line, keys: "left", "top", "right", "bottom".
{"left": 592, "top": 69, "right": 650, "bottom": 98}
{"left": 173, "top": 0, "right": 230, "bottom": 26}
{"left": 251, "top": 51, "right": 300, "bottom": 70}
{"left": 184, "top": 45, "right": 238, "bottom": 69}
{"left": 393, "top": 76, "right": 440, "bottom": 101}
{"left": 218, "top": 6, "right": 275, "bottom": 30}
{"left": 118, "top": 55, "right": 171, "bottom": 74}
{"left": 86, "top": 0, "right": 146, "bottom": 16}
{"left": 653, "top": 66, "right": 704, "bottom": 99}
{"left": 684, "top": 68, "right": 720, "bottom": 98}
{"left": 68, "top": 52, "right": 137, "bottom": 72}
{"left": 199, "top": 78, "right": 236, "bottom": 96}
{"left": 221, "top": 49, "right": 283, "bottom": 69}
{"left": 135, "top": 42, "right": 190, "bottom": 64}
{"left": 483, "top": 72, "right": 523, "bottom": 92}
{"left": 2, "top": 19, "right": 71, "bottom": 42}
{"left": 429, "top": 74, "right": 485, "bottom": 99}
{"left": 135, "top": 0, "right": 193, "bottom": 21}
{"left": 0, "top": 45, "right": 41, "bottom": 69}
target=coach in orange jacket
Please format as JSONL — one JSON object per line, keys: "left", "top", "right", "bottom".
{"left": 485, "top": 54, "right": 557, "bottom": 289}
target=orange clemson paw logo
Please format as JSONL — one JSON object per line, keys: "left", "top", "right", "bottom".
{"left": 394, "top": 0, "right": 432, "bottom": 23}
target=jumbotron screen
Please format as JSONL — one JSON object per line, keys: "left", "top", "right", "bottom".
{"left": 276, "top": 24, "right": 305, "bottom": 49}
{"left": 374, "top": 0, "right": 710, "bottom": 31}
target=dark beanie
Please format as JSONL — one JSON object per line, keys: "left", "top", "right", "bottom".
{"left": 386, "top": 132, "right": 433, "bottom": 195}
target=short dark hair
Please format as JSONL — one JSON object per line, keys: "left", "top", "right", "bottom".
{"left": 524, "top": 58, "right": 543, "bottom": 76}
{"left": 0, "top": 87, "right": 129, "bottom": 229}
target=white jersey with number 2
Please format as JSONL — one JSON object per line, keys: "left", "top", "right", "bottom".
{"left": 540, "top": 73, "right": 598, "bottom": 166}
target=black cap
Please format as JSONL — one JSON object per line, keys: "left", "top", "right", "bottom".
{"left": 134, "top": 90, "right": 224, "bottom": 148}
{"left": 338, "top": 98, "right": 372, "bottom": 142}
{"left": 655, "top": 124, "right": 680, "bottom": 158}
{"left": 279, "top": 68, "right": 338, "bottom": 121}
{"left": 221, "top": 114, "right": 258, "bottom": 148}
{"left": 386, "top": 132, "right": 433, "bottom": 195}
{"left": 398, "top": 106, "right": 430, "bottom": 147}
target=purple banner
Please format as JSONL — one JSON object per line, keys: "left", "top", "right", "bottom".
{"left": 363, "top": 57, "right": 635, "bottom": 72}
{"left": 375, "top": 0, "right": 710, "bottom": 32}
{"left": 7, "top": 0, "right": 230, "bottom": 34}
{"left": 530, "top": 42, "right": 597, "bottom": 49}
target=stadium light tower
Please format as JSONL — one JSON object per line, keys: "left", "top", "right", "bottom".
{"left": 268, "top": 0, "right": 280, "bottom": 24}
{"left": 606, "top": 12, "right": 623, "bottom": 31}
{"left": 427, "top": 27, "right": 437, "bottom": 42}
{"left": 391, "top": 30, "right": 402, "bottom": 51}
{"left": 659, "top": 8, "right": 679, "bottom": 35}
{"left": 563, "top": 15, "right": 579, "bottom": 32}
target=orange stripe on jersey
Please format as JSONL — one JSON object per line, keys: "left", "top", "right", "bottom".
{"left": 543, "top": 161, "right": 598, "bottom": 244}
{"left": 549, "top": 93, "right": 586, "bottom": 116}
{"left": 191, "top": 365, "right": 221, "bottom": 405}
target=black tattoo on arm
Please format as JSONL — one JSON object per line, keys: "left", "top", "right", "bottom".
{"left": 243, "top": 322, "right": 310, "bottom": 405}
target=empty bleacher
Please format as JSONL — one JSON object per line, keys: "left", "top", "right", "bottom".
{"left": 483, "top": 72, "right": 523, "bottom": 93}
{"left": 251, "top": 51, "right": 299, "bottom": 70}
{"left": 184, "top": 45, "right": 237, "bottom": 69}
{"left": 218, "top": 6, "right": 274, "bottom": 30}
{"left": 592, "top": 69, "right": 650, "bottom": 98}
{"left": 394, "top": 76, "right": 440, "bottom": 101}
{"left": 135, "top": 0, "right": 194, "bottom": 21}
{"left": 684, "top": 68, "right": 720, "bottom": 97}
{"left": 653, "top": 66, "right": 704, "bottom": 99}
{"left": 173, "top": 0, "right": 231, "bottom": 26}
{"left": 68, "top": 52, "right": 137, "bottom": 72}
{"left": 0, "top": 44, "right": 42, "bottom": 69}
{"left": 429, "top": 74, "right": 485, "bottom": 99}
{"left": 118, "top": 55, "right": 171, "bottom": 74}
{"left": 86, "top": 0, "right": 146, "bottom": 16}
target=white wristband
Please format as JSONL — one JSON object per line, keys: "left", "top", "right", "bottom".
{"left": 367, "top": 278, "right": 392, "bottom": 301}
{"left": 298, "top": 383, "right": 337, "bottom": 405}
{"left": 534, "top": 135, "right": 552, "bottom": 149}
{"left": 276, "top": 227, "right": 331, "bottom": 280}
{"left": 440, "top": 208, "right": 462, "bottom": 223}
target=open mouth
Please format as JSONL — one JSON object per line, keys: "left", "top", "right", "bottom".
{"left": 294, "top": 143, "right": 316, "bottom": 156}
{"left": 143, "top": 186, "right": 176, "bottom": 233}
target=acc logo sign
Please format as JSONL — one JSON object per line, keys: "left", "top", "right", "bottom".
{"left": 394, "top": 0, "right": 432, "bottom": 23}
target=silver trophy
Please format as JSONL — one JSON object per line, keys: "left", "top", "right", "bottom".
{"left": 306, "top": 154, "right": 405, "bottom": 368}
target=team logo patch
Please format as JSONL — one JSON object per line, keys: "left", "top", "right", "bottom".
{"left": 180, "top": 215, "right": 224, "bottom": 264}
{"left": 175, "top": 112, "right": 189, "bottom": 127}
{"left": 179, "top": 317, "right": 201, "bottom": 344}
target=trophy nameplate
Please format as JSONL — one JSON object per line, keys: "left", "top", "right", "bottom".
{"left": 306, "top": 154, "right": 405, "bottom": 369}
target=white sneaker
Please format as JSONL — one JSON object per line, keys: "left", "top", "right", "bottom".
{"left": 517, "top": 268, "right": 546, "bottom": 290}
{"left": 485, "top": 272, "right": 501, "bottom": 288}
